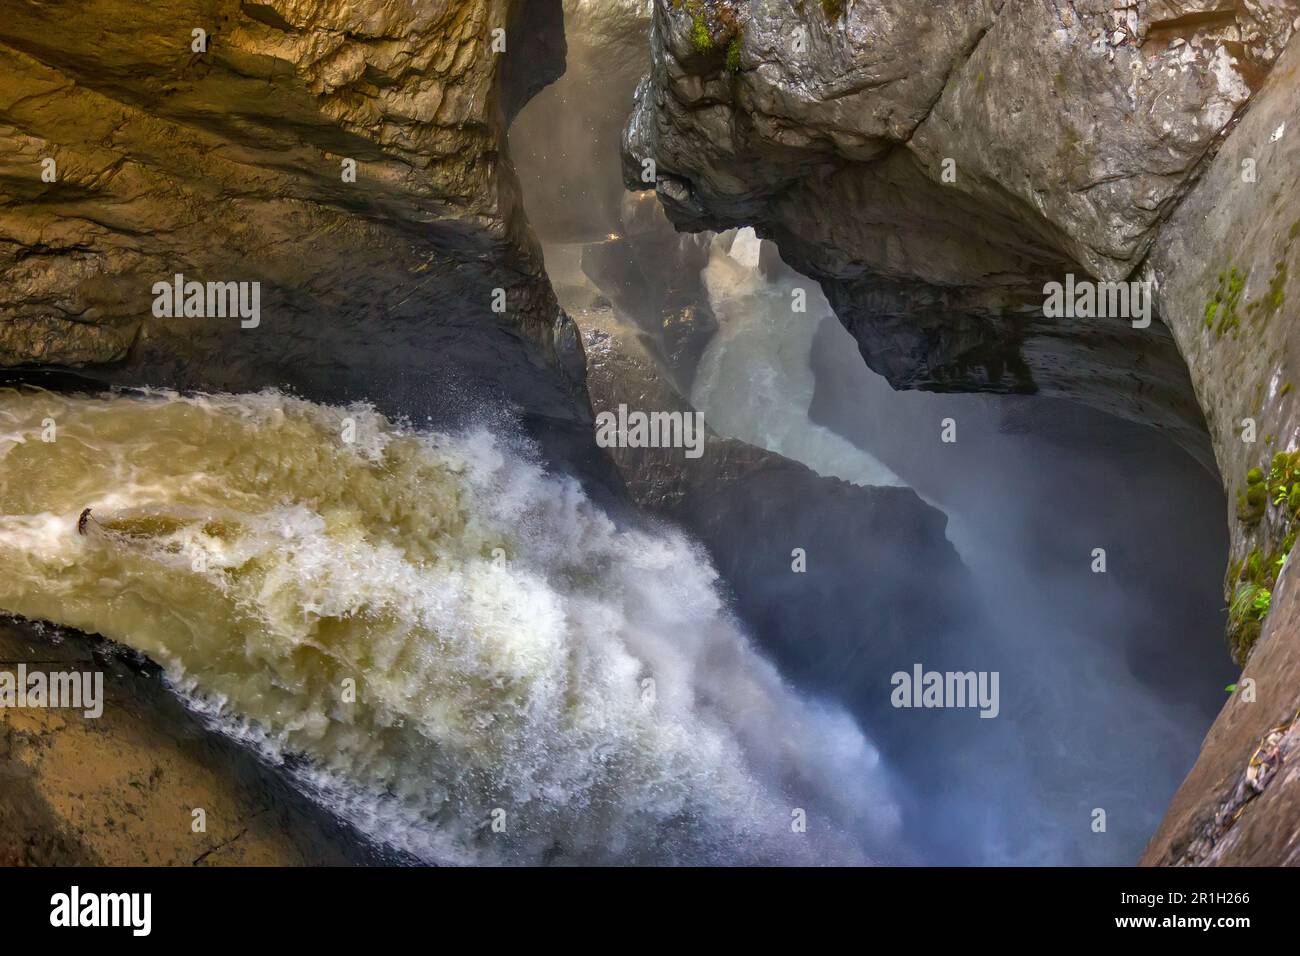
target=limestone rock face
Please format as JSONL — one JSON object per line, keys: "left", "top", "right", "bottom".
{"left": 0, "top": 618, "right": 387, "bottom": 865}
{"left": 578, "top": 192, "right": 717, "bottom": 390}
{"left": 1146, "top": 34, "right": 1300, "bottom": 548}
{"left": 0, "top": 0, "right": 586, "bottom": 433}
{"left": 908, "top": 0, "right": 1258, "bottom": 280}
{"left": 622, "top": 0, "right": 993, "bottom": 227}
{"left": 620, "top": 2, "right": 1300, "bottom": 863}
{"left": 622, "top": 0, "right": 1299, "bottom": 460}
{"left": 1140, "top": 36, "right": 1300, "bottom": 866}
{"left": 509, "top": 0, "right": 720, "bottom": 391}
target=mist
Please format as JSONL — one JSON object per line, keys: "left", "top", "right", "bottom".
{"left": 693, "top": 233, "right": 1230, "bottom": 863}
{"left": 509, "top": 1, "right": 1232, "bottom": 865}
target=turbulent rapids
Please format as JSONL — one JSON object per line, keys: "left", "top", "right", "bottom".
{"left": 0, "top": 388, "right": 900, "bottom": 865}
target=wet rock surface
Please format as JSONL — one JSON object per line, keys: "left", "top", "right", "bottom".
{"left": 1141, "top": 34, "right": 1300, "bottom": 866}
{"left": 512, "top": 0, "right": 654, "bottom": 242}
{"left": 621, "top": 0, "right": 1298, "bottom": 460}
{"left": 622, "top": 0, "right": 1300, "bottom": 865}
{"left": 578, "top": 193, "right": 718, "bottom": 391}
{"left": 0, "top": 617, "right": 392, "bottom": 865}
{"left": 0, "top": 0, "right": 589, "bottom": 445}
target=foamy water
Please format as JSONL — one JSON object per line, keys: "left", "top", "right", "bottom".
{"left": 0, "top": 388, "right": 901, "bottom": 864}
{"left": 692, "top": 229, "right": 904, "bottom": 488}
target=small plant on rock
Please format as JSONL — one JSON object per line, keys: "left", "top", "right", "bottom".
{"left": 677, "top": 0, "right": 746, "bottom": 67}
{"left": 1230, "top": 451, "right": 1300, "bottom": 660}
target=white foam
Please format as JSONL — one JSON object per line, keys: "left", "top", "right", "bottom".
{"left": 0, "top": 388, "right": 902, "bottom": 864}
{"left": 692, "top": 229, "right": 904, "bottom": 488}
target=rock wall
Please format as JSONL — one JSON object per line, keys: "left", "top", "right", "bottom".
{"left": 621, "top": 0, "right": 1300, "bottom": 864}
{"left": 510, "top": 0, "right": 720, "bottom": 393}
{"left": 622, "top": 0, "right": 1300, "bottom": 464}
{"left": 1141, "top": 34, "right": 1300, "bottom": 865}
{"left": 0, "top": 618, "right": 389, "bottom": 865}
{"left": 511, "top": 0, "right": 654, "bottom": 242}
{"left": 0, "top": 0, "right": 587, "bottom": 438}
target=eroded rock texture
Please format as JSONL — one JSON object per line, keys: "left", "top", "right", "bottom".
{"left": 510, "top": 0, "right": 721, "bottom": 393}
{"left": 623, "top": 0, "right": 1299, "bottom": 462}
{"left": 0, "top": 0, "right": 589, "bottom": 440}
{"left": 0, "top": 618, "right": 388, "bottom": 865}
{"left": 1141, "top": 35, "right": 1300, "bottom": 866}
{"left": 578, "top": 192, "right": 718, "bottom": 391}
{"left": 622, "top": 0, "right": 1300, "bottom": 864}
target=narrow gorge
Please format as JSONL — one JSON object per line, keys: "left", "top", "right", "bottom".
{"left": 0, "top": 0, "right": 1297, "bottom": 872}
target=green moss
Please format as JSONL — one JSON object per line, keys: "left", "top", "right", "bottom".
{"left": 1229, "top": 580, "right": 1271, "bottom": 656}
{"left": 1226, "top": 269, "right": 1245, "bottom": 331}
{"left": 1204, "top": 265, "right": 1250, "bottom": 338}
{"left": 820, "top": 0, "right": 845, "bottom": 18}
{"left": 1230, "top": 450, "right": 1300, "bottom": 659}
{"left": 1238, "top": 485, "right": 1266, "bottom": 525}
{"left": 726, "top": 34, "right": 741, "bottom": 72}
{"left": 1267, "top": 260, "right": 1288, "bottom": 313}
{"left": 691, "top": 12, "right": 713, "bottom": 51}
{"left": 1212, "top": 224, "right": 1297, "bottom": 339}
{"left": 1216, "top": 267, "right": 1248, "bottom": 338}
{"left": 680, "top": 0, "right": 745, "bottom": 68}
{"left": 1227, "top": 546, "right": 1281, "bottom": 659}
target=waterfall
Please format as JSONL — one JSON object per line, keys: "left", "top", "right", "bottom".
{"left": 0, "top": 387, "right": 903, "bottom": 865}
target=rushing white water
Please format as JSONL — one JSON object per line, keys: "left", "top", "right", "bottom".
{"left": 0, "top": 388, "right": 901, "bottom": 865}
{"left": 692, "top": 229, "right": 904, "bottom": 488}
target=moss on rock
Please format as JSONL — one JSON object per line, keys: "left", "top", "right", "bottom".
{"left": 1230, "top": 449, "right": 1300, "bottom": 659}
